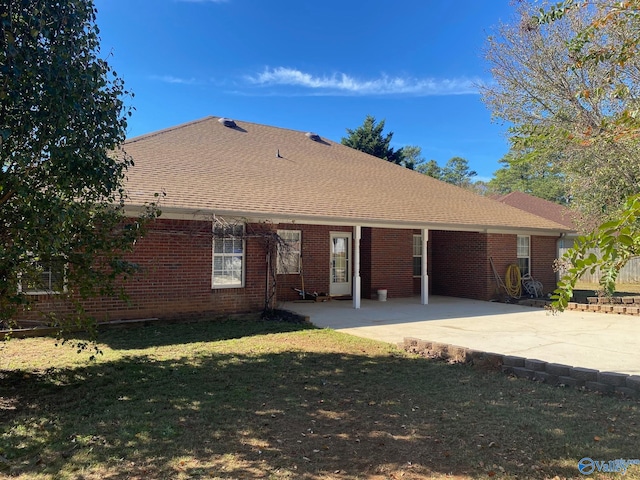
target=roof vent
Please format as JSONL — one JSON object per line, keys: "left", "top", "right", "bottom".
{"left": 218, "top": 117, "right": 237, "bottom": 128}
{"left": 306, "top": 132, "right": 321, "bottom": 142}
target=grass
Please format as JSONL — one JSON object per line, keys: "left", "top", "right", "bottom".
{"left": 574, "top": 281, "right": 640, "bottom": 294}
{"left": 572, "top": 281, "right": 640, "bottom": 303}
{"left": 1, "top": 318, "right": 639, "bottom": 479}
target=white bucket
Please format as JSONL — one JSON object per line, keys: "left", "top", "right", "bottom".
{"left": 377, "top": 289, "right": 388, "bottom": 302}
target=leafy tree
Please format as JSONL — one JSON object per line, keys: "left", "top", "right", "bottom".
{"left": 537, "top": 0, "right": 640, "bottom": 133}
{"left": 416, "top": 157, "right": 478, "bottom": 189}
{"left": 401, "top": 145, "right": 425, "bottom": 171}
{"left": 487, "top": 151, "right": 568, "bottom": 204}
{"left": 342, "top": 115, "right": 405, "bottom": 166}
{"left": 441, "top": 157, "right": 477, "bottom": 188}
{"left": 554, "top": 194, "right": 640, "bottom": 310}
{"left": 480, "top": 0, "right": 640, "bottom": 224}
{"left": 0, "top": 1, "right": 160, "bottom": 332}
{"left": 488, "top": 0, "right": 640, "bottom": 309}
{"left": 416, "top": 159, "right": 442, "bottom": 179}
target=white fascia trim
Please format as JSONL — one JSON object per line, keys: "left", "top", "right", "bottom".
{"left": 484, "top": 228, "right": 566, "bottom": 237}
{"left": 124, "top": 206, "right": 567, "bottom": 236}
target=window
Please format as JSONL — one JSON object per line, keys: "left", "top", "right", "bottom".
{"left": 212, "top": 223, "right": 244, "bottom": 288}
{"left": 19, "top": 259, "right": 66, "bottom": 294}
{"left": 517, "top": 235, "right": 530, "bottom": 277}
{"left": 277, "top": 230, "right": 301, "bottom": 274}
{"left": 413, "top": 235, "right": 422, "bottom": 277}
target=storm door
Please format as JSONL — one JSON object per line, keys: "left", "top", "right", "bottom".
{"left": 329, "top": 232, "right": 352, "bottom": 296}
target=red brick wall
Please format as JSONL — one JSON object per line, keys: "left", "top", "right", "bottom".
{"left": 486, "top": 234, "right": 518, "bottom": 300}
{"left": 15, "top": 218, "right": 560, "bottom": 323}
{"left": 360, "top": 228, "right": 373, "bottom": 297}
{"left": 17, "top": 218, "right": 269, "bottom": 322}
{"left": 363, "top": 228, "right": 414, "bottom": 299}
{"left": 16, "top": 222, "right": 422, "bottom": 323}
{"left": 278, "top": 226, "right": 414, "bottom": 301}
{"left": 531, "top": 235, "right": 559, "bottom": 295}
{"left": 431, "top": 231, "right": 491, "bottom": 299}
{"left": 113, "top": 219, "right": 267, "bottom": 318}
{"left": 276, "top": 224, "right": 351, "bottom": 302}
{"left": 430, "top": 231, "right": 558, "bottom": 301}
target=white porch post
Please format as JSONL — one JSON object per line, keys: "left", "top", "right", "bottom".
{"left": 353, "top": 225, "right": 361, "bottom": 309}
{"left": 421, "top": 228, "right": 429, "bottom": 305}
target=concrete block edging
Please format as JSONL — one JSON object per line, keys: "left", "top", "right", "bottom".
{"left": 402, "top": 337, "right": 640, "bottom": 398}
{"left": 519, "top": 297, "right": 640, "bottom": 317}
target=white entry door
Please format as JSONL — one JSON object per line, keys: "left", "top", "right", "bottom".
{"left": 330, "top": 232, "right": 352, "bottom": 296}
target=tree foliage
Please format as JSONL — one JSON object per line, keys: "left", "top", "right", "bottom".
{"left": 401, "top": 145, "right": 425, "bottom": 171}
{"left": 487, "top": 151, "right": 568, "bottom": 204}
{"left": 441, "top": 157, "right": 477, "bottom": 188}
{"left": 553, "top": 194, "right": 640, "bottom": 309}
{"left": 416, "top": 159, "right": 442, "bottom": 179}
{"left": 481, "top": 0, "right": 640, "bottom": 223}
{"left": 501, "top": 0, "right": 640, "bottom": 310}
{"left": 0, "top": 1, "right": 160, "bottom": 331}
{"left": 536, "top": 1, "right": 640, "bottom": 121}
{"left": 341, "top": 115, "right": 405, "bottom": 166}
{"left": 417, "top": 156, "right": 477, "bottom": 188}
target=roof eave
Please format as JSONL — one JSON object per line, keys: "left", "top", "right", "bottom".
{"left": 125, "top": 205, "right": 571, "bottom": 237}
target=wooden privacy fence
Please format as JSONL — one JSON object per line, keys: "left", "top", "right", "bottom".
{"left": 558, "top": 248, "right": 640, "bottom": 284}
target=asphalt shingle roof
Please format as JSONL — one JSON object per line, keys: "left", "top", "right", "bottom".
{"left": 123, "top": 116, "right": 570, "bottom": 234}
{"left": 493, "top": 191, "right": 578, "bottom": 231}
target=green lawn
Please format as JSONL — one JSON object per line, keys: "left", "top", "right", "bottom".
{"left": 1, "top": 317, "right": 639, "bottom": 479}
{"left": 574, "top": 282, "right": 640, "bottom": 294}
{"left": 572, "top": 281, "right": 640, "bottom": 303}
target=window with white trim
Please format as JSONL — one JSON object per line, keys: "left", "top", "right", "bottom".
{"left": 517, "top": 235, "right": 530, "bottom": 277}
{"left": 277, "top": 230, "right": 301, "bottom": 274}
{"left": 212, "top": 223, "right": 244, "bottom": 288}
{"left": 413, "top": 234, "right": 422, "bottom": 277}
{"left": 19, "top": 259, "right": 66, "bottom": 294}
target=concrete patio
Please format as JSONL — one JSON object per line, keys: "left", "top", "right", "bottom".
{"left": 283, "top": 295, "right": 640, "bottom": 376}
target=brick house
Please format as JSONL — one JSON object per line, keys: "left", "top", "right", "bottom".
{"left": 22, "top": 117, "right": 572, "bottom": 322}
{"left": 492, "top": 191, "right": 579, "bottom": 253}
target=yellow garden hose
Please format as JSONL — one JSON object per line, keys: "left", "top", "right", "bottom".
{"left": 505, "top": 264, "right": 522, "bottom": 298}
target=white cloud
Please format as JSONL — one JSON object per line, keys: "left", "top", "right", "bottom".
{"left": 150, "top": 75, "right": 199, "bottom": 85}
{"left": 245, "top": 67, "right": 480, "bottom": 96}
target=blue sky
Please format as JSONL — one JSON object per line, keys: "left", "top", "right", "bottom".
{"left": 95, "top": 0, "right": 517, "bottom": 180}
